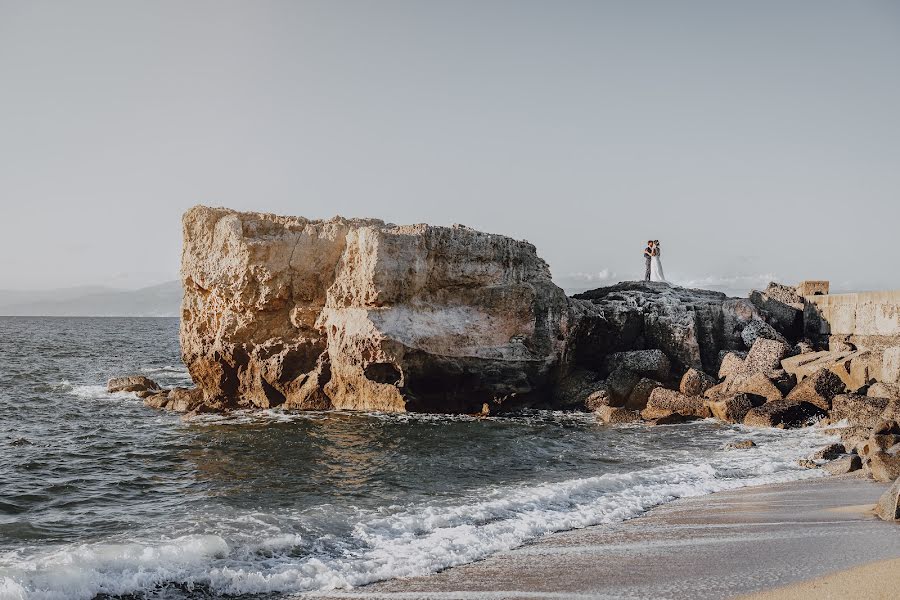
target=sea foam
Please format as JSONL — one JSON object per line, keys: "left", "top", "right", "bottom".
{"left": 0, "top": 424, "right": 831, "bottom": 600}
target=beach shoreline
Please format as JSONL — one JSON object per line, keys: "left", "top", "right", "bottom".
{"left": 309, "top": 474, "right": 900, "bottom": 600}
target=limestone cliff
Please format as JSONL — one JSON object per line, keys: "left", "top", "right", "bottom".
{"left": 180, "top": 206, "right": 570, "bottom": 413}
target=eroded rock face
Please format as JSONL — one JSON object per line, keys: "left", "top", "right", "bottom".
{"left": 570, "top": 282, "right": 766, "bottom": 373}
{"left": 180, "top": 206, "right": 569, "bottom": 413}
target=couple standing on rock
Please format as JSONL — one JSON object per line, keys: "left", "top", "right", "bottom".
{"left": 643, "top": 240, "right": 666, "bottom": 282}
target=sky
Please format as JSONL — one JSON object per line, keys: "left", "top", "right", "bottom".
{"left": 1, "top": 0, "right": 898, "bottom": 294}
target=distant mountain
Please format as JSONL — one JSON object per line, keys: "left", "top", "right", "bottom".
{"left": 0, "top": 281, "right": 182, "bottom": 317}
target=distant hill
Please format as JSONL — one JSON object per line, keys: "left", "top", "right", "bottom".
{"left": 0, "top": 281, "right": 182, "bottom": 317}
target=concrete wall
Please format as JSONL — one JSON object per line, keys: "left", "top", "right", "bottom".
{"left": 804, "top": 290, "right": 900, "bottom": 384}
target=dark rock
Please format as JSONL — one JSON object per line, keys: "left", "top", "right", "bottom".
{"left": 875, "top": 477, "right": 900, "bottom": 521}
{"left": 743, "top": 399, "right": 826, "bottom": 428}
{"left": 625, "top": 377, "right": 662, "bottom": 411}
{"left": 107, "top": 375, "right": 161, "bottom": 394}
{"left": 572, "top": 282, "right": 768, "bottom": 374}
{"left": 647, "top": 413, "right": 700, "bottom": 425}
{"left": 749, "top": 285, "right": 804, "bottom": 342}
{"left": 603, "top": 349, "right": 671, "bottom": 381}
{"left": 641, "top": 388, "right": 711, "bottom": 420}
{"left": 786, "top": 368, "right": 846, "bottom": 410}
{"left": 740, "top": 319, "right": 788, "bottom": 349}
{"left": 708, "top": 392, "right": 766, "bottom": 424}
{"left": 553, "top": 369, "right": 607, "bottom": 409}
{"left": 679, "top": 368, "right": 716, "bottom": 397}
{"left": 605, "top": 366, "right": 641, "bottom": 407}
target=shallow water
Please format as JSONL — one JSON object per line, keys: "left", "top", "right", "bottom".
{"left": 0, "top": 317, "right": 832, "bottom": 600}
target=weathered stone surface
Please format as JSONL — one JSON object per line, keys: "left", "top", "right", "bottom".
{"left": 830, "top": 394, "right": 889, "bottom": 427}
{"left": 868, "top": 382, "right": 900, "bottom": 399}
{"left": 869, "top": 452, "right": 900, "bottom": 482}
{"left": 641, "top": 388, "right": 711, "bottom": 420}
{"left": 725, "top": 440, "right": 756, "bottom": 450}
{"left": 707, "top": 392, "right": 766, "bottom": 424}
{"left": 781, "top": 349, "right": 869, "bottom": 391}
{"left": 553, "top": 370, "right": 606, "bottom": 409}
{"left": 605, "top": 366, "right": 641, "bottom": 407}
{"left": 718, "top": 352, "right": 747, "bottom": 379}
{"left": 180, "top": 206, "right": 570, "bottom": 413}
{"left": 786, "top": 367, "right": 846, "bottom": 410}
{"left": 743, "top": 399, "right": 826, "bottom": 428}
{"left": 571, "top": 283, "right": 767, "bottom": 374}
{"left": 882, "top": 400, "right": 900, "bottom": 423}
{"left": 584, "top": 388, "right": 613, "bottom": 411}
{"left": 679, "top": 368, "right": 716, "bottom": 397}
{"left": 143, "top": 387, "right": 205, "bottom": 412}
{"left": 705, "top": 371, "right": 784, "bottom": 402}
{"left": 107, "top": 376, "right": 161, "bottom": 394}
{"left": 595, "top": 405, "right": 642, "bottom": 425}
{"left": 749, "top": 283, "right": 804, "bottom": 341}
{"left": 823, "top": 454, "right": 861, "bottom": 475}
{"left": 740, "top": 319, "right": 788, "bottom": 349}
{"left": 743, "top": 338, "right": 791, "bottom": 375}
{"left": 603, "top": 349, "right": 671, "bottom": 381}
{"left": 812, "top": 442, "right": 846, "bottom": 460}
{"left": 875, "top": 477, "right": 900, "bottom": 521}
{"left": 625, "top": 377, "right": 662, "bottom": 411}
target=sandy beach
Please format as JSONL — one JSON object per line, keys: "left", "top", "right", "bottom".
{"left": 310, "top": 475, "right": 900, "bottom": 600}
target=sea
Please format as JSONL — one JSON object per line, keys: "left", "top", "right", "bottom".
{"left": 0, "top": 317, "right": 834, "bottom": 600}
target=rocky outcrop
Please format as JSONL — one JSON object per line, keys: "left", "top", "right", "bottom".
{"left": 107, "top": 376, "right": 160, "bottom": 395}
{"left": 180, "top": 206, "right": 570, "bottom": 413}
{"left": 570, "top": 282, "right": 767, "bottom": 374}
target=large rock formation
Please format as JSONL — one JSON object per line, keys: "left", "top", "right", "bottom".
{"left": 569, "top": 282, "right": 765, "bottom": 373}
{"left": 180, "top": 206, "right": 569, "bottom": 413}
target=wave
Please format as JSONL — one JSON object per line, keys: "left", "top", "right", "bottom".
{"left": 0, "top": 425, "right": 831, "bottom": 600}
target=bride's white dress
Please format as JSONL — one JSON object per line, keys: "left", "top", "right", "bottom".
{"left": 650, "top": 254, "right": 666, "bottom": 282}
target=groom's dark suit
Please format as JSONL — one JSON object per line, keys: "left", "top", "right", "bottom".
{"left": 643, "top": 245, "right": 653, "bottom": 281}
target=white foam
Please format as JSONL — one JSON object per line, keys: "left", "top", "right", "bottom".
{"left": 0, "top": 425, "right": 833, "bottom": 600}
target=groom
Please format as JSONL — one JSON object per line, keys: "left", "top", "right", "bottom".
{"left": 643, "top": 240, "right": 654, "bottom": 281}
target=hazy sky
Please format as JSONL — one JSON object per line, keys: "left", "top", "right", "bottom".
{"left": 1, "top": 1, "right": 898, "bottom": 294}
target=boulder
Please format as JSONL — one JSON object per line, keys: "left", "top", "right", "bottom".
{"left": 725, "top": 440, "right": 756, "bottom": 450}
{"left": 143, "top": 387, "right": 205, "bottom": 412}
{"left": 641, "top": 388, "right": 711, "bottom": 420}
{"left": 798, "top": 459, "right": 819, "bottom": 469}
{"left": 625, "top": 377, "right": 662, "bottom": 411}
{"left": 830, "top": 394, "right": 889, "bottom": 427}
{"left": 875, "top": 477, "right": 900, "bottom": 521}
{"left": 868, "top": 382, "right": 900, "bottom": 399}
{"left": 869, "top": 452, "right": 900, "bottom": 482}
{"left": 749, "top": 283, "right": 804, "bottom": 341}
{"left": 874, "top": 420, "right": 900, "bottom": 435}
{"left": 793, "top": 340, "right": 816, "bottom": 355}
{"left": 553, "top": 370, "right": 607, "bottom": 409}
{"left": 882, "top": 400, "right": 900, "bottom": 423}
{"left": 603, "top": 349, "right": 671, "bottom": 381}
{"left": 595, "top": 405, "right": 642, "bottom": 425}
{"left": 606, "top": 366, "right": 641, "bottom": 406}
{"left": 860, "top": 434, "right": 900, "bottom": 458}
{"left": 812, "top": 442, "right": 846, "bottom": 460}
{"left": 823, "top": 454, "right": 862, "bottom": 475}
{"left": 740, "top": 319, "right": 788, "bottom": 349}
{"left": 743, "top": 338, "right": 791, "bottom": 374}
{"left": 786, "top": 368, "right": 846, "bottom": 410}
{"left": 180, "top": 206, "right": 570, "bottom": 413}
{"left": 707, "top": 392, "right": 766, "bottom": 424}
{"left": 679, "top": 368, "right": 716, "bottom": 397}
{"left": 718, "top": 352, "right": 747, "bottom": 379}
{"left": 743, "top": 399, "right": 826, "bottom": 428}
{"left": 585, "top": 388, "right": 614, "bottom": 411}
{"left": 572, "top": 282, "right": 768, "bottom": 375}
{"left": 705, "top": 371, "right": 784, "bottom": 402}
{"left": 781, "top": 349, "right": 871, "bottom": 390}
{"left": 107, "top": 376, "right": 161, "bottom": 394}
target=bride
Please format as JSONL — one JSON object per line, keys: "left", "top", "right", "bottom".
{"left": 650, "top": 239, "right": 666, "bottom": 282}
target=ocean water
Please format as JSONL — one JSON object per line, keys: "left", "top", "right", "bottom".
{"left": 0, "top": 317, "right": 834, "bottom": 600}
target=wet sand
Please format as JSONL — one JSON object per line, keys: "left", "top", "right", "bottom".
{"left": 309, "top": 475, "right": 900, "bottom": 600}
